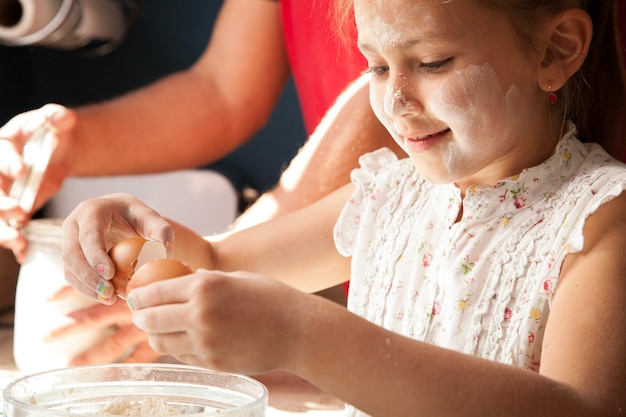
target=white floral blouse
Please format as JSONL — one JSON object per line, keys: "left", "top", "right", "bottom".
{"left": 334, "top": 123, "right": 626, "bottom": 416}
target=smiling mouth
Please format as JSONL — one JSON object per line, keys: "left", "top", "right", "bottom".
{"left": 411, "top": 128, "right": 451, "bottom": 141}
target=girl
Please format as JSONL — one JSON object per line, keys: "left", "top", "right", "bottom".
{"left": 63, "top": 0, "right": 626, "bottom": 415}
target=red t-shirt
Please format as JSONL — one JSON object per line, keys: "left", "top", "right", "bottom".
{"left": 279, "top": 0, "right": 367, "bottom": 135}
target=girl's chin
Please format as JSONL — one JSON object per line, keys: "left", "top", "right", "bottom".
{"left": 409, "top": 158, "right": 458, "bottom": 185}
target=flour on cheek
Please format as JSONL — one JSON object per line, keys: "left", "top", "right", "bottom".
{"left": 430, "top": 63, "right": 520, "bottom": 180}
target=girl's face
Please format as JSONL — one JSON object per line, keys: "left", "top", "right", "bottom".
{"left": 355, "top": 0, "right": 559, "bottom": 190}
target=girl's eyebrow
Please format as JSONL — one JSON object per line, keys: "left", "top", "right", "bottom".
{"left": 358, "top": 38, "right": 422, "bottom": 52}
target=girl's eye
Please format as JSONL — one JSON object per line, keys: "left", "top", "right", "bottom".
{"left": 363, "top": 57, "right": 453, "bottom": 77}
{"left": 420, "top": 57, "right": 453, "bottom": 72}
{"left": 363, "top": 66, "right": 389, "bottom": 76}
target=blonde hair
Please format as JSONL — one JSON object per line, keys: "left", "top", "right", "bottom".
{"left": 333, "top": 0, "right": 626, "bottom": 159}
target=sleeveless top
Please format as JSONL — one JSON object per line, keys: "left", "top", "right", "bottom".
{"left": 334, "top": 123, "right": 626, "bottom": 416}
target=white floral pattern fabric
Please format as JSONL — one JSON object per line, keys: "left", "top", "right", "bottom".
{"left": 334, "top": 124, "right": 626, "bottom": 417}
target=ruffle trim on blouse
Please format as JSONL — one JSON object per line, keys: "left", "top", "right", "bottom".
{"left": 551, "top": 144, "right": 626, "bottom": 255}
{"left": 334, "top": 147, "right": 401, "bottom": 257}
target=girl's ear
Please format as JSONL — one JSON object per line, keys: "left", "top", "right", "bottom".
{"left": 538, "top": 8, "right": 592, "bottom": 92}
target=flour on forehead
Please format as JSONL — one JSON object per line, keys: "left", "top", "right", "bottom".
{"left": 356, "top": 1, "right": 434, "bottom": 46}
{"left": 369, "top": 14, "right": 402, "bottom": 45}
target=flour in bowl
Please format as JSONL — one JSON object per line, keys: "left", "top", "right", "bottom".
{"left": 99, "top": 397, "right": 183, "bottom": 416}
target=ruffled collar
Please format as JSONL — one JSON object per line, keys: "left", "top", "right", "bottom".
{"left": 444, "top": 122, "right": 586, "bottom": 222}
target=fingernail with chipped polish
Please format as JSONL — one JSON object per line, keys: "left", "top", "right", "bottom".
{"left": 126, "top": 296, "right": 136, "bottom": 312}
{"left": 96, "top": 280, "right": 113, "bottom": 303}
{"left": 96, "top": 264, "right": 111, "bottom": 279}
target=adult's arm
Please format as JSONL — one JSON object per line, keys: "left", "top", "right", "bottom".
{"left": 66, "top": 0, "right": 289, "bottom": 176}
{"left": 0, "top": 0, "right": 289, "bottom": 259}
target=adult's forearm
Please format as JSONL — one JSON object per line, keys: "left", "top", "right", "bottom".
{"left": 68, "top": 69, "right": 266, "bottom": 177}
{"left": 64, "top": 0, "right": 289, "bottom": 178}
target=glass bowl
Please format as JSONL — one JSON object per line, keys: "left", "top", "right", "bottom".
{"left": 3, "top": 363, "right": 267, "bottom": 416}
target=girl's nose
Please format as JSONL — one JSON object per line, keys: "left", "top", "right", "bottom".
{"left": 383, "top": 73, "right": 422, "bottom": 118}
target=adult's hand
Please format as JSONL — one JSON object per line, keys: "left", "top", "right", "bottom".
{"left": 0, "top": 104, "right": 76, "bottom": 262}
{"left": 46, "top": 286, "right": 162, "bottom": 366}
{"left": 45, "top": 287, "right": 162, "bottom": 366}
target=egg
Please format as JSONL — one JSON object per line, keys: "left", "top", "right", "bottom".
{"left": 108, "top": 237, "right": 178, "bottom": 299}
{"left": 126, "top": 258, "right": 193, "bottom": 294}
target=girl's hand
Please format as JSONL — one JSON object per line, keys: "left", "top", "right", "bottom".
{"left": 128, "top": 269, "right": 307, "bottom": 375}
{"left": 62, "top": 193, "right": 175, "bottom": 305}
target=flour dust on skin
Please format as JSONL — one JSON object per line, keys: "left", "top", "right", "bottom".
{"left": 357, "top": 4, "right": 440, "bottom": 153}
{"left": 357, "top": 0, "right": 524, "bottom": 186}
{"left": 357, "top": 1, "right": 440, "bottom": 47}
{"left": 430, "top": 63, "right": 522, "bottom": 182}
{"left": 370, "top": 62, "right": 522, "bottom": 185}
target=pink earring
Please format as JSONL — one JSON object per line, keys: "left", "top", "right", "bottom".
{"left": 548, "top": 81, "right": 557, "bottom": 104}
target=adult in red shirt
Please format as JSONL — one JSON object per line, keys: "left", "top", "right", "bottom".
{"left": 280, "top": 0, "right": 364, "bottom": 132}
{"left": 0, "top": 0, "right": 399, "bottom": 364}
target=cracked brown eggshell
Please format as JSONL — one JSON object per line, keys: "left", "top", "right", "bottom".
{"left": 108, "top": 237, "right": 180, "bottom": 299}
